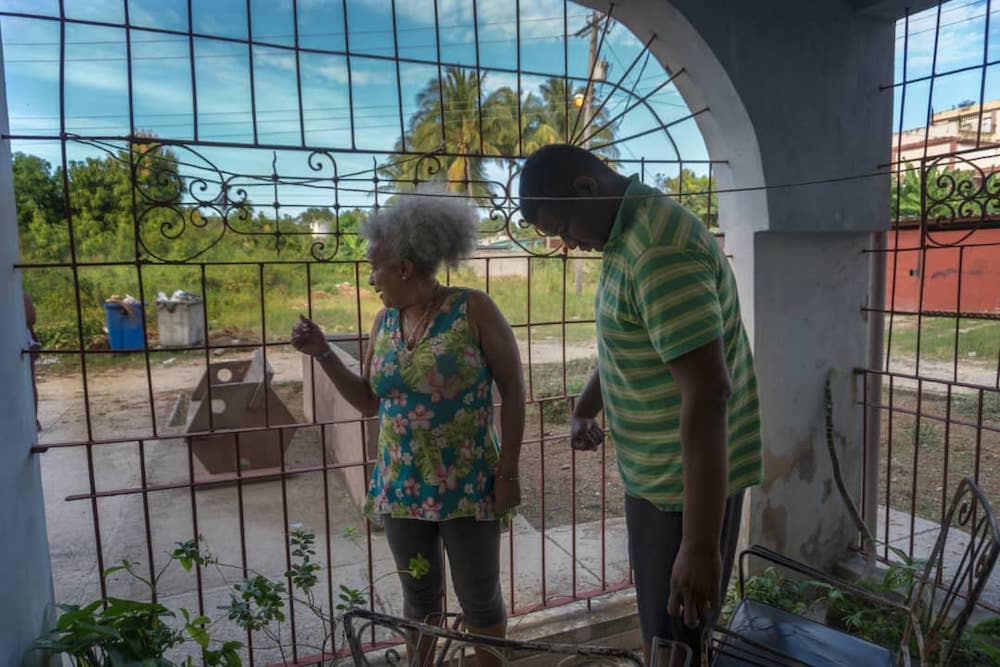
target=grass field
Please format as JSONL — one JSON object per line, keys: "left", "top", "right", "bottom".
{"left": 27, "top": 255, "right": 602, "bottom": 352}
{"left": 884, "top": 314, "right": 999, "bottom": 373}
{"left": 877, "top": 386, "right": 998, "bottom": 525}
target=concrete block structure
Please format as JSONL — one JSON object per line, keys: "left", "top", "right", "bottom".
{"left": 302, "top": 337, "right": 379, "bottom": 507}
{"left": 185, "top": 348, "right": 298, "bottom": 474}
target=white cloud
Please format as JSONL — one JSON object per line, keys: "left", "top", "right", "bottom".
{"left": 252, "top": 48, "right": 394, "bottom": 86}
{"left": 17, "top": 55, "right": 182, "bottom": 112}
{"left": 351, "top": 0, "right": 586, "bottom": 41}
{"left": 313, "top": 61, "right": 393, "bottom": 86}
{"left": 128, "top": 1, "right": 185, "bottom": 29}
{"left": 896, "top": 0, "right": 990, "bottom": 71}
{"left": 481, "top": 71, "right": 518, "bottom": 94}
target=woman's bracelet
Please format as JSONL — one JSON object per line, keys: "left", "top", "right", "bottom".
{"left": 312, "top": 346, "right": 334, "bottom": 361}
{"left": 495, "top": 471, "right": 519, "bottom": 482}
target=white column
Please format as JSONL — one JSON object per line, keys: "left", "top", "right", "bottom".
{"left": 0, "top": 24, "right": 56, "bottom": 666}
{"left": 751, "top": 232, "right": 872, "bottom": 567}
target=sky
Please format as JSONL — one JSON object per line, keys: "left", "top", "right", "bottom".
{"left": 1, "top": 0, "right": 997, "bottom": 215}
{"left": 893, "top": 0, "right": 1000, "bottom": 131}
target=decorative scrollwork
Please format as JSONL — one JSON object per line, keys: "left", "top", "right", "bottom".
{"left": 413, "top": 153, "right": 443, "bottom": 184}
{"left": 70, "top": 137, "right": 588, "bottom": 263}
{"left": 922, "top": 154, "right": 1000, "bottom": 247}
{"left": 132, "top": 142, "right": 186, "bottom": 206}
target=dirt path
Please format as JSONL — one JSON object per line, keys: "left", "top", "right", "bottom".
{"left": 35, "top": 340, "right": 597, "bottom": 402}
{"left": 36, "top": 349, "right": 305, "bottom": 401}
{"left": 883, "top": 358, "right": 998, "bottom": 393}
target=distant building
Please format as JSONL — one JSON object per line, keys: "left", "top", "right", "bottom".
{"left": 309, "top": 219, "right": 331, "bottom": 238}
{"left": 892, "top": 99, "right": 1000, "bottom": 171}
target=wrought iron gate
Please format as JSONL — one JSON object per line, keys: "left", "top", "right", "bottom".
{"left": 859, "top": 2, "right": 999, "bottom": 613}
{"left": 2, "top": 1, "right": 718, "bottom": 663}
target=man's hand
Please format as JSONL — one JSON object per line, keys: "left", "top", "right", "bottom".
{"left": 570, "top": 416, "right": 604, "bottom": 451}
{"left": 667, "top": 542, "right": 722, "bottom": 628}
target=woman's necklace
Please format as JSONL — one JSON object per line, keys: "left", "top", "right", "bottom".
{"left": 401, "top": 283, "right": 441, "bottom": 352}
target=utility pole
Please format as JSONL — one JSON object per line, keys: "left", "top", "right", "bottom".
{"left": 573, "top": 11, "right": 606, "bottom": 295}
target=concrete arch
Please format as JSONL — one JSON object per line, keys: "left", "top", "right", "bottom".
{"left": 573, "top": 0, "right": 770, "bottom": 337}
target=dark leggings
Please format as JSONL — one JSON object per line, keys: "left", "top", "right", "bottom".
{"left": 625, "top": 491, "right": 744, "bottom": 660}
{"left": 382, "top": 516, "right": 506, "bottom": 628}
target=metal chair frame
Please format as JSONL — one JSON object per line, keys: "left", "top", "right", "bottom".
{"left": 720, "top": 478, "right": 999, "bottom": 666}
{"left": 343, "top": 607, "right": 667, "bottom": 666}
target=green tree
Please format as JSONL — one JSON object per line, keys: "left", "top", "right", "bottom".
{"left": 12, "top": 152, "right": 64, "bottom": 232}
{"left": 13, "top": 153, "right": 69, "bottom": 264}
{"left": 891, "top": 165, "right": 923, "bottom": 218}
{"left": 489, "top": 88, "right": 560, "bottom": 186}
{"left": 657, "top": 168, "right": 718, "bottom": 227}
{"left": 67, "top": 154, "right": 134, "bottom": 261}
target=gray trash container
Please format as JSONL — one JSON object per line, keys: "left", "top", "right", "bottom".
{"left": 155, "top": 292, "right": 205, "bottom": 347}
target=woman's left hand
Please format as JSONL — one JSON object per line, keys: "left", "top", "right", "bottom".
{"left": 493, "top": 476, "right": 521, "bottom": 515}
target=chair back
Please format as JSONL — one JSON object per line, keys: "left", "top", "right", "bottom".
{"left": 902, "top": 477, "right": 1000, "bottom": 665}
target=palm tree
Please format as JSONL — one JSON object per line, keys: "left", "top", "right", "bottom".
{"left": 488, "top": 89, "right": 559, "bottom": 185}
{"left": 380, "top": 67, "right": 509, "bottom": 200}
{"left": 537, "top": 77, "right": 619, "bottom": 161}
{"left": 380, "top": 71, "right": 620, "bottom": 207}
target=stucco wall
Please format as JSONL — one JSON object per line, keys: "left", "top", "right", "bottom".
{"left": 0, "top": 24, "right": 55, "bottom": 665}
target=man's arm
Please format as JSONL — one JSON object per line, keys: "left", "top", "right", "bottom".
{"left": 665, "top": 336, "right": 731, "bottom": 628}
{"left": 574, "top": 370, "right": 602, "bottom": 419}
{"left": 629, "top": 241, "right": 732, "bottom": 628}
{"left": 571, "top": 370, "right": 604, "bottom": 450}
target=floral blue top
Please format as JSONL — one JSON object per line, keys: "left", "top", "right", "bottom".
{"left": 364, "top": 289, "right": 500, "bottom": 522}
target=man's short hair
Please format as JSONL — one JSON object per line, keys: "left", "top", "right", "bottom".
{"left": 518, "top": 144, "right": 611, "bottom": 223}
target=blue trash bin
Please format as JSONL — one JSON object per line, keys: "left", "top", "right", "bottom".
{"left": 103, "top": 302, "right": 146, "bottom": 351}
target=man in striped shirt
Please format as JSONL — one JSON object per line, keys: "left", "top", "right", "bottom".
{"left": 518, "top": 144, "right": 762, "bottom": 664}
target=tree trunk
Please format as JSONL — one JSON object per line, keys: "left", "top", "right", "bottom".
{"left": 465, "top": 156, "right": 474, "bottom": 200}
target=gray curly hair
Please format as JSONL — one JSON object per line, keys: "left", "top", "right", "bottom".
{"left": 361, "top": 187, "right": 479, "bottom": 276}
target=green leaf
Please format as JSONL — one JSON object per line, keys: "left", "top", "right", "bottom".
{"left": 408, "top": 553, "right": 431, "bottom": 580}
{"left": 971, "top": 617, "right": 1000, "bottom": 637}
{"left": 104, "top": 564, "right": 128, "bottom": 578}
{"left": 886, "top": 545, "right": 915, "bottom": 564}
{"left": 74, "top": 621, "right": 121, "bottom": 638}
{"left": 186, "top": 622, "right": 210, "bottom": 650}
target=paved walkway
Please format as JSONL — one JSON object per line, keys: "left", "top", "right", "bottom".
{"left": 32, "top": 352, "right": 996, "bottom": 663}
{"left": 876, "top": 504, "right": 999, "bottom": 614}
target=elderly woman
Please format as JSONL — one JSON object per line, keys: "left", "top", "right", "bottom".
{"left": 292, "top": 191, "right": 524, "bottom": 661}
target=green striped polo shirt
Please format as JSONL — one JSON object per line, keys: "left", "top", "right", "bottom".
{"left": 596, "top": 176, "right": 763, "bottom": 511}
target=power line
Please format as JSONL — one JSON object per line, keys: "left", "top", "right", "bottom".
{"left": 893, "top": 0, "right": 992, "bottom": 41}
{"left": 4, "top": 30, "right": 581, "bottom": 63}
{"left": 8, "top": 80, "right": 646, "bottom": 122}
{"left": 1, "top": 11, "right": 592, "bottom": 47}
{"left": 15, "top": 98, "right": 638, "bottom": 139}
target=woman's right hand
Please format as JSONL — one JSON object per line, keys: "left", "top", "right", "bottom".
{"left": 291, "top": 314, "right": 329, "bottom": 356}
